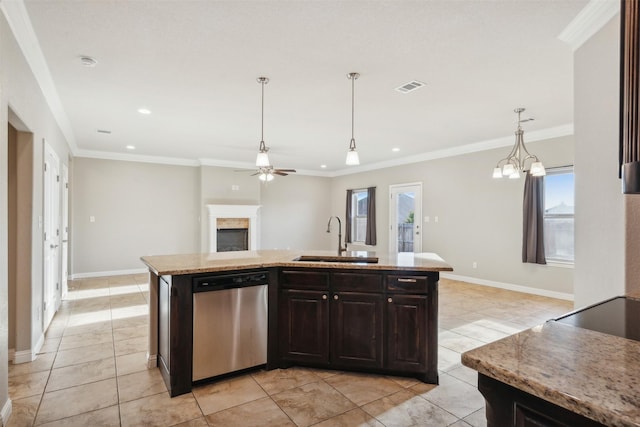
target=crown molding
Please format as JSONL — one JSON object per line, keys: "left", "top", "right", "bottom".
{"left": 558, "top": 0, "right": 620, "bottom": 51}
{"left": 75, "top": 149, "right": 201, "bottom": 166}
{"left": 1, "top": 0, "right": 78, "bottom": 153}
{"left": 330, "top": 124, "right": 574, "bottom": 177}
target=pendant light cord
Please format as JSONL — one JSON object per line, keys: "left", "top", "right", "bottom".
{"left": 261, "top": 78, "right": 265, "bottom": 144}
{"left": 351, "top": 75, "right": 355, "bottom": 142}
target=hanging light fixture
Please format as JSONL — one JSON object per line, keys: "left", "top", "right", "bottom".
{"left": 492, "top": 108, "right": 546, "bottom": 179}
{"left": 345, "top": 72, "right": 360, "bottom": 165}
{"left": 256, "top": 77, "right": 271, "bottom": 167}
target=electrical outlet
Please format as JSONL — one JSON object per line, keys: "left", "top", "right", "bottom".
{"left": 472, "top": 261, "right": 477, "bottom": 269}
{"left": 435, "top": 216, "right": 439, "bottom": 223}
{"left": 90, "top": 216, "right": 95, "bottom": 223}
{"left": 424, "top": 216, "right": 430, "bottom": 223}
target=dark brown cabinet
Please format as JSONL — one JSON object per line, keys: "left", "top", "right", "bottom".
{"left": 277, "top": 268, "right": 438, "bottom": 382}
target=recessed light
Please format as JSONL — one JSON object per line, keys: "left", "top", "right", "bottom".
{"left": 392, "top": 148, "right": 400, "bottom": 152}
{"left": 126, "top": 145, "right": 136, "bottom": 150}
{"left": 79, "top": 56, "right": 97, "bottom": 67}
{"left": 137, "top": 108, "right": 151, "bottom": 115}
{"left": 320, "top": 164, "right": 327, "bottom": 169}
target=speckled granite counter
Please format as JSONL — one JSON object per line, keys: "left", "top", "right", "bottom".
{"left": 462, "top": 319, "right": 640, "bottom": 427}
{"left": 140, "top": 249, "right": 453, "bottom": 276}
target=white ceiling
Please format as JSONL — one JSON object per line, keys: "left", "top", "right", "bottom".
{"left": 19, "top": 0, "right": 588, "bottom": 174}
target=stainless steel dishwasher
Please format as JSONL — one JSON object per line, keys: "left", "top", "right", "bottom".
{"left": 192, "top": 271, "right": 268, "bottom": 382}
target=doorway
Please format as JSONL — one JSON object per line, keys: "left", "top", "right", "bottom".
{"left": 43, "top": 141, "right": 61, "bottom": 329}
{"left": 389, "top": 183, "right": 422, "bottom": 253}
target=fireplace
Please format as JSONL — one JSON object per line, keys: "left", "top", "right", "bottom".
{"left": 207, "top": 205, "right": 260, "bottom": 253}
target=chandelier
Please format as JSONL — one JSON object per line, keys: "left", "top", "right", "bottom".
{"left": 492, "top": 108, "right": 546, "bottom": 179}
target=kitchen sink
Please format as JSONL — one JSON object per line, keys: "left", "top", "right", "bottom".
{"left": 293, "top": 255, "right": 379, "bottom": 263}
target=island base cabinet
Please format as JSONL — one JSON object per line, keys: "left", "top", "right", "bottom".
{"left": 331, "top": 292, "right": 383, "bottom": 369}
{"left": 478, "top": 374, "right": 605, "bottom": 427}
{"left": 385, "top": 294, "right": 427, "bottom": 373}
{"left": 279, "top": 289, "right": 330, "bottom": 365}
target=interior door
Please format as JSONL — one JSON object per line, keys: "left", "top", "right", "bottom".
{"left": 43, "top": 142, "right": 61, "bottom": 329}
{"left": 61, "top": 164, "right": 69, "bottom": 299}
{"left": 389, "top": 183, "right": 422, "bottom": 253}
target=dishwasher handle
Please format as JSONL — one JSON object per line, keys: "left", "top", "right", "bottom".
{"left": 193, "top": 271, "right": 269, "bottom": 292}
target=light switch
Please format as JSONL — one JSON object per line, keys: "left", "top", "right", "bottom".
{"left": 424, "top": 216, "right": 430, "bottom": 223}
{"left": 231, "top": 185, "right": 240, "bottom": 191}
{"left": 90, "top": 216, "right": 95, "bottom": 223}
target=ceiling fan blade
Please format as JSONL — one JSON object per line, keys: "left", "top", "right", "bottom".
{"left": 250, "top": 171, "right": 260, "bottom": 176}
{"left": 275, "top": 169, "right": 296, "bottom": 173}
{"left": 274, "top": 171, "right": 289, "bottom": 176}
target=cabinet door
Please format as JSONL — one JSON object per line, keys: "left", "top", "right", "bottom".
{"left": 279, "top": 289, "right": 330, "bottom": 365}
{"left": 331, "top": 292, "right": 383, "bottom": 369}
{"left": 386, "top": 294, "right": 427, "bottom": 372}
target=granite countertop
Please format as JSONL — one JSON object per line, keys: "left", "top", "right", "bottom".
{"left": 462, "top": 320, "right": 640, "bottom": 427}
{"left": 140, "top": 249, "right": 453, "bottom": 276}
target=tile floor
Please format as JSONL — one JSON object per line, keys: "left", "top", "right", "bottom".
{"left": 7, "top": 275, "right": 573, "bottom": 427}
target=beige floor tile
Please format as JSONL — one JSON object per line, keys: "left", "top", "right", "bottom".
{"left": 53, "top": 341, "right": 114, "bottom": 369}
{"left": 205, "top": 396, "right": 295, "bottom": 427}
{"left": 464, "top": 408, "right": 488, "bottom": 427}
{"left": 117, "top": 368, "right": 167, "bottom": 403}
{"left": 451, "top": 324, "right": 509, "bottom": 343}
{"left": 66, "top": 310, "right": 111, "bottom": 327}
{"left": 438, "top": 345, "right": 462, "bottom": 372}
{"left": 35, "top": 378, "right": 118, "bottom": 425}
{"left": 172, "top": 417, "right": 210, "bottom": 427}
{"left": 325, "top": 372, "right": 404, "bottom": 406}
{"left": 6, "top": 394, "right": 41, "bottom": 427}
{"left": 272, "top": 380, "right": 356, "bottom": 427}
{"left": 447, "top": 365, "right": 480, "bottom": 387}
{"left": 111, "top": 304, "right": 148, "bottom": 321}
{"left": 108, "top": 275, "right": 138, "bottom": 285}
{"left": 362, "top": 389, "right": 458, "bottom": 427}
{"left": 386, "top": 375, "right": 421, "bottom": 388}
{"left": 450, "top": 421, "right": 474, "bottom": 427}
{"left": 114, "top": 335, "right": 147, "bottom": 356}
{"left": 8, "top": 371, "right": 49, "bottom": 400}
{"left": 112, "top": 314, "right": 148, "bottom": 330}
{"left": 58, "top": 330, "right": 113, "bottom": 351}
{"left": 9, "top": 353, "right": 55, "bottom": 378}
{"left": 413, "top": 372, "right": 485, "bottom": 419}
{"left": 313, "top": 407, "right": 385, "bottom": 427}
{"left": 46, "top": 357, "right": 115, "bottom": 392}
{"left": 251, "top": 367, "right": 321, "bottom": 395}
{"left": 38, "top": 337, "right": 61, "bottom": 354}
{"left": 110, "top": 293, "right": 146, "bottom": 309}
{"left": 115, "top": 350, "right": 149, "bottom": 376}
{"left": 439, "top": 330, "right": 486, "bottom": 353}
{"left": 108, "top": 284, "right": 142, "bottom": 296}
{"left": 62, "top": 320, "right": 112, "bottom": 337}
{"left": 112, "top": 324, "right": 147, "bottom": 342}
{"left": 193, "top": 375, "right": 267, "bottom": 415}
{"left": 37, "top": 405, "right": 120, "bottom": 427}
{"left": 119, "top": 392, "right": 202, "bottom": 427}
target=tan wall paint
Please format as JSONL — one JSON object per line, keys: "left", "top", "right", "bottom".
{"left": 573, "top": 16, "right": 624, "bottom": 308}
{"left": 8, "top": 124, "right": 16, "bottom": 352}
{"left": 71, "top": 158, "right": 200, "bottom": 274}
{"left": 331, "top": 136, "right": 575, "bottom": 295}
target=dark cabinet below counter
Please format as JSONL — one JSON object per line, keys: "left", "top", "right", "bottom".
{"left": 277, "top": 268, "right": 438, "bottom": 383}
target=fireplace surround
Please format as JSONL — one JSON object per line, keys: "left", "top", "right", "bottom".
{"left": 206, "top": 204, "right": 260, "bottom": 253}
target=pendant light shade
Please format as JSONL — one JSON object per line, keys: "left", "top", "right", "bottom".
{"left": 345, "top": 72, "right": 360, "bottom": 165}
{"left": 256, "top": 77, "right": 271, "bottom": 167}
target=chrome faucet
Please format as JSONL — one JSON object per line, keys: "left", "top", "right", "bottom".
{"left": 327, "top": 216, "right": 347, "bottom": 254}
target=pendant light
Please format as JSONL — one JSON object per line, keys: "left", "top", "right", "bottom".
{"left": 256, "top": 77, "right": 270, "bottom": 167}
{"left": 345, "top": 72, "right": 360, "bottom": 165}
{"left": 492, "top": 108, "right": 546, "bottom": 179}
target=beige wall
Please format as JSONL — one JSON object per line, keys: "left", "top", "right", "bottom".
{"left": 72, "top": 158, "right": 200, "bottom": 274}
{"left": 573, "top": 16, "right": 624, "bottom": 307}
{"left": 8, "top": 125, "right": 16, "bottom": 352}
{"left": 331, "top": 136, "right": 575, "bottom": 296}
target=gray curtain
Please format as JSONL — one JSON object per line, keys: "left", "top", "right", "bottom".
{"left": 365, "top": 187, "right": 377, "bottom": 245}
{"left": 345, "top": 189, "right": 353, "bottom": 243}
{"left": 522, "top": 173, "right": 546, "bottom": 264}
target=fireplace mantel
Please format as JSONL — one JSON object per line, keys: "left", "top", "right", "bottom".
{"left": 206, "top": 204, "right": 260, "bottom": 253}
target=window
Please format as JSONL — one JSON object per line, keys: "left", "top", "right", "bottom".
{"left": 543, "top": 167, "right": 574, "bottom": 263}
{"left": 350, "top": 189, "right": 368, "bottom": 243}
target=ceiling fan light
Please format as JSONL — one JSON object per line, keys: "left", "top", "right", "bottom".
{"left": 492, "top": 167, "right": 503, "bottom": 178}
{"left": 530, "top": 162, "right": 546, "bottom": 176}
{"left": 259, "top": 172, "right": 274, "bottom": 182}
{"left": 346, "top": 149, "right": 360, "bottom": 166}
{"left": 256, "top": 151, "right": 270, "bottom": 167}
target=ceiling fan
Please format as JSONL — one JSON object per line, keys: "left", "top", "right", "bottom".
{"left": 249, "top": 166, "right": 297, "bottom": 182}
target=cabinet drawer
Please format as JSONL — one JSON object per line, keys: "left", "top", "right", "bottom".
{"left": 385, "top": 275, "right": 429, "bottom": 294}
{"left": 332, "top": 272, "right": 382, "bottom": 292}
{"left": 280, "top": 270, "right": 329, "bottom": 290}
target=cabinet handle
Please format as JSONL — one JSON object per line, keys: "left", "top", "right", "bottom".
{"left": 397, "top": 278, "right": 417, "bottom": 283}
{"left": 322, "top": 294, "right": 327, "bottom": 300}
{"left": 333, "top": 294, "right": 339, "bottom": 300}
{"left": 388, "top": 297, "right": 393, "bottom": 303}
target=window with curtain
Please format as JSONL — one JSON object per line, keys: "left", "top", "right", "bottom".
{"left": 346, "top": 187, "right": 376, "bottom": 245}
{"left": 543, "top": 167, "right": 575, "bottom": 264}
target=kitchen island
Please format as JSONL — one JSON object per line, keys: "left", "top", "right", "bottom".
{"left": 462, "top": 299, "right": 640, "bottom": 427}
{"left": 141, "top": 250, "right": 452, "bottom": 397}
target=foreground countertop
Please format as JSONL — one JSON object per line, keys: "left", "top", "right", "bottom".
{"left": 462, "top": 320, "right": 640, "bottom": 427}
{"left": 140, "top": 249, "right": 453, "bottom": 276}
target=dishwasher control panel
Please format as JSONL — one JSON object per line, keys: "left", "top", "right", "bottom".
{"left": 193, "top": 270, "right": 269, "bottom": 292}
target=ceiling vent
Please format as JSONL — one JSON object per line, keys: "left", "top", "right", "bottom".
{"left": 395, "top": 80, "right": 426, "bottom": 94}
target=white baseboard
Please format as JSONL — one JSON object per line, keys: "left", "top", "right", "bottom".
{"left": 440, "top": 273, "right": 574, "bottom": 301}
{"left": 33, "top": 333, "right": 44, "bottom": 356}
{"left": 13, "top": 349, "right": 35, "bottom": 364}
{"left": 70, "top": 268, "right": 147, "bottom": 280}
{"left": 1, "top": 398, "right": 12, "bottom": 427}
{"left": 147, "top": 352, "right": 157, "bottom": 369}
